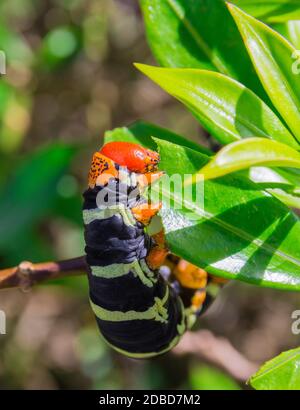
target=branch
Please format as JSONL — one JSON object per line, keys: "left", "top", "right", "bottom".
{"left": 0, "top": 256, "right": 87, "bottom": 291}
{"left": 173, "top": 330, "right": 259, "bottom": 382}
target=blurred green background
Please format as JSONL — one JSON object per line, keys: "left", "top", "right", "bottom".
{"left": 0, "top": 0, "right": 299, "bottom": 389}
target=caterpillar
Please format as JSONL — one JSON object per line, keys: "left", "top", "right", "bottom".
{"left": 83, "top": 141, "right": 223, "bottom": 358}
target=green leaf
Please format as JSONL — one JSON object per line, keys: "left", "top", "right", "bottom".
{"left": 249, "top": 166, "right": 300, "bottom": 188}
{"left": 199, "top": 138, "right": 300, "bottom": 180}
{"left": 274, "top": 20, "right": 300, "bottom": 49}
{"left": 0, "top": 143, "right": 77, "bottom": 251}
{"left": 247, "top": 167, "right": 296, "bottom": 188}
{"left": 105, "top": 120, "right": 211, "bottom": 155}
{"left": 228, "top": 4, "right": 300, "bottom": 143}
{"left": 247, "top": 167, "right": 300, "bottom": 208}
{"left": 136, "top": 64, "right": 296, "bottom": 147}
{"left": 190, "top": 365, "right": 240, "bottom": 390}
{"left": 230, "top": 0, "right": 300, "bottom": 23}
{"left": 250, "top": 347, "right": 300, "bottom": 390}
{"left": 246, "top": 167, "right": 300, "bottom": 208}
{"left": 154, "top": 139, "right": 300, "bottom": 290}
{"left": 268, "top": 188, "right": 300, "bottom": 209}
{"left": 140, "top": 0, "right": 267, "bottom": 100}
{"left": 287, "top": 20, "right": 300, "bottom": 49}
{"left": 107, "top": 125, "right": 300, "bottom": 290}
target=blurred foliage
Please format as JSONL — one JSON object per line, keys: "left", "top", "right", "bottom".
{"left": 189, "top": 365, "right": 240, "bottom": 390}
{"left": 0, "top": 0, "right": 299, "bottom": 390}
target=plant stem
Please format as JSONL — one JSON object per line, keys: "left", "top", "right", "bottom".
{"left": 0, "top": 256, "right": 87, "bottom": 291}
{"left": 174, "top": 330, "right": 259, "bottom": 381}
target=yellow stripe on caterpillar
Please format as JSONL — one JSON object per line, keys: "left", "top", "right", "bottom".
{"left": 102, "top": 331, "right": 183, "bottom": 359}
{"left": 91, "top": 259, "right": 157, "bottom": 287}
{"left": 97, "top": 294, "right": 187, "bottom": 359}
{"left": 90, "top": 286, "right": 170, "bottom": 323}
{"left": 83, "top": 204, "right": 136, "bottom": 226}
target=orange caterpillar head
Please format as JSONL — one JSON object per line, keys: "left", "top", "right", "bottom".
{"left": 100, "top": 141, "right": 159, "bottom": 174}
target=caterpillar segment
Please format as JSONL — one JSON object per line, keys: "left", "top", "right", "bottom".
{"left": 83, "top": 141, "right": 220, "bottom": 358}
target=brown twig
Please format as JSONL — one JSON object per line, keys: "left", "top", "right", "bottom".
{"left": 174, "top": 330, "right": 259, "bottom": 382}
{"left": 0, "top": 256, "right": 88, "bottom": 291}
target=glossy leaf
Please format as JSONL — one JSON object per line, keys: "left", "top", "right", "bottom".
{"left": 247, "top": 167, "right": 300, "bottom": 208}
{"left": 248, "top": 167, "right": 295, "bottom": 188}
{"left": 268, "top": 188, "right": 300, "bottom": 209}
{"left": 199, "top": 138, "right": 300, "bottom": 180}
{"left": 287, "top": 20, "right": 300, "bottom": 49}
{"left": 230, "top": 0, "right": 300, "bottom": 23}
{"left": 0, "top": 143, "right": 77, "bottom": 251}
{"left": 250, "top": 347, "right": 300, "bottom": 390}
{"left": 136, "top": 64, "right": 297, "bottom": 147}
{"left": 107, "top": 125, "right": 300, "bottom": 290}
{"left": 249, "top": 166, "right": 300, "bottom": 188}
{"left": 228, "top": 4, "right": 300, "bottom": 142}
{"left": 140, "top": 0, "right": 267, "bottom": 101}
{"left": 275, "top": 20, "right": 300, "bottom": 49}
{"left": 155, "top": 139, "right": 300, "bottom": 290}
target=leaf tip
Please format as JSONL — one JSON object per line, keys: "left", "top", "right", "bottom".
{"left": 225, "top": 2, "right": 233, "bottom": 11}
{"left": 225, "top": 2, "right": 236, "bottom": 13}
{"left": 225, "top": 1, "right": 243, "bottom": 20}
{"left": 133, "top": 62, "right": 149, "bottom": 74}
